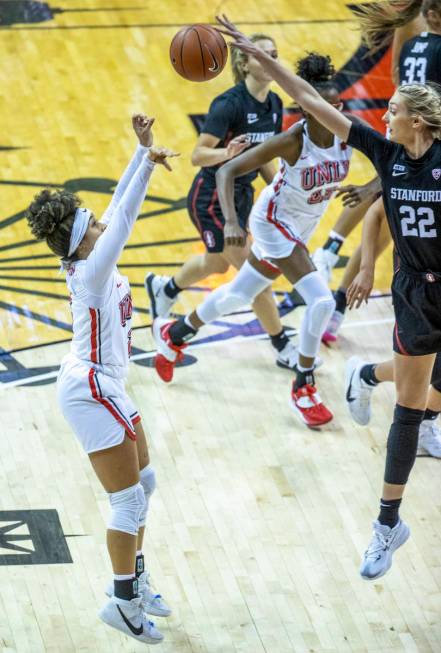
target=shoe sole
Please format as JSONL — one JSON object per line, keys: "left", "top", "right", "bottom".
{"left": 145, "top": 273, "right": 158, "bottom": 320}
{"left": 360, "top": 523, "right": 410, "bottom": 581}
{"left": 288, "top": 398, "right": 333, "bottom": 428}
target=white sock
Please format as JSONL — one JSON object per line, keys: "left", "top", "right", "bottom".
{"left": 114, "top": 573, "right": 135, "bottom": 581}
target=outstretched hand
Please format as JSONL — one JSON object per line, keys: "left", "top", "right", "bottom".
{"left": 132, "top": 114, "right": 155, "bottom": 148}
{"left": 148, "top": 146, "right": 180, "bottom": 171}
{"left": 215, "top": 15, "right": 261, "bottom": 56}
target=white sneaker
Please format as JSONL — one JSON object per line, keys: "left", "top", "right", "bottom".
{"left": 312, "top": 247, "right": 339, "bottom": 282}
{"left": 99, "top": 595, "right": 164, "bottom": 645}
{"left": 106, "top": 572, "right": 171, "bottom": 618}
{"left": 276, "top": 341, "right": 323, "bottom": 370}
{"left": 145, "top": 273, "right": 176, "bottom": 319}
{"left": 360, "top": 519, "right": 410, "bottom": 580}
{"left": 322, "top": 310, "right": 345, "bottom": 344}
{"left": 345, "top": 356, "right": 375, "bottom": 426}
{"left": 418, "top": 420, "right": 441, "bottom": 457}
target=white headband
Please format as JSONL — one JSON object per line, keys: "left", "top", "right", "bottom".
{"left": 68, "top": 207, "right": 91, "bottom": 257}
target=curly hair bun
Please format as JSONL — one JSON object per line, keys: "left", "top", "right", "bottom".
{"left": 26, "top": 190, "right": 80, "bottom": 241}
{"left": 296, "top": 52, "right": 335, "bottom": 84}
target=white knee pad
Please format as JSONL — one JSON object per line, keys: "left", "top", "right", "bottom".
{"left": 138, "top": 465, "right": 156, "bottom": 528}
{"left": 108, "top": 482, "right": 146, "bottom": 536}
{"left": 295, "top": 271, "right": 335, "bottom": 358}
{"left": 196, "top": 260, "right": 271, "bottom": 324}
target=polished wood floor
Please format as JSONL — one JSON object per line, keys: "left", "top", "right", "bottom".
{"left": 1, "top": 2, "right": 440, "bottom": 652}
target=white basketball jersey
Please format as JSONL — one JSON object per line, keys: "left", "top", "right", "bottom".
{"left": 253, "top": 120, "right": 352, "bottom": 243}
{"left": 66, "top": 262, "right": 133, "bottom": 379}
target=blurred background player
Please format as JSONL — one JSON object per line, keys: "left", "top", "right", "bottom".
{"left": 145, "top": 34, "right": 302, "bottom": 370}
{"left": 26, "top": 115, "right": 176, "bottom": 646}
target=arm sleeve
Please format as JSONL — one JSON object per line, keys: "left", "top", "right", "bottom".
{"left": 101, "top": 144, "right": 148, "bottom": 225}
{"left": 347, "top": 122, "right": 396, "bottom": 172}
{"left": 84, "top": 155, "right": 155, "bottom": 296}
{"left": 201, "top": 96, "right": 237, "bottom": 140}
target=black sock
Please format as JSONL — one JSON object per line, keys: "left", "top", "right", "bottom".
{"left": 334, "top": 288, "right": 347, "bottom": 315}
{"left": 323, "top": 234, "right": 344, "bottom": 255}
{"left": 270, "top": 329, "right": 289, "bottom": 352}
{"left": 360, "top": 363, "right": 379, "bottom": 387}
{"left": 114, "top": 577, "right": 138, "bottom": 601}
{"left": 423, "top": 408, "right": 439, "bottom": 421}
{"left": 135, "top": 553, "right": 145, "bottom": 578}
{"left": 164, "top": 278, "right": 182, "bottom": 299}
{"left": 294, "top": 366, "right": 315, "bottom": 391}
{"left": 169, "top": 317, "right": 197, "bottom": 345}
{"left": 378, "top": 497, "right": 402, "bottom": 528}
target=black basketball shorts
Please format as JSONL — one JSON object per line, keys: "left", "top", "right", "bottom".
{"left": 187, "top": 173, "right": 254, "bottom": 253}
{"left": 392, "top": 269, "right": 441, "bottom": 356}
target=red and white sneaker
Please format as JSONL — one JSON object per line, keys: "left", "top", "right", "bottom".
{"left": 290, "top": 383, "right": 333, "bottom": 427}
{"left": 152, "top": 318, "right": 186, "bottom": 383}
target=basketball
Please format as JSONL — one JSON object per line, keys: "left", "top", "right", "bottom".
{"left": 169, "top": 24, "right": 228, "bottom": 82}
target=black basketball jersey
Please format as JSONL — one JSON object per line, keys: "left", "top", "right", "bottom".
{"left": 200, "top": 80, "right": 283, "bottom": 185}
{"left": 348, "top": 123, "right": 441, "bottom": 274}
{"left": 399, "top": 32, "right": 441, "bottom": 85}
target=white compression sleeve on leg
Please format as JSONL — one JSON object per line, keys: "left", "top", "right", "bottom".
{"left": 295, "top": 271, "right": 335, "bottom": 358}
{"left": 196, "top": 260, "right": 271, "bottom": 325}
{"left": 108, "top": 483, "right": 146, "bottom": 536}
{"left": 138, "top": 464, "right": 156, "bottom": 528}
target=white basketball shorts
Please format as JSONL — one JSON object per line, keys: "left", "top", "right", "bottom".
{"left": 250, "top": 187, "right": 307, "bottom": 264}
{"left": 57, "top": 354, "right": 140, "bottom": 454}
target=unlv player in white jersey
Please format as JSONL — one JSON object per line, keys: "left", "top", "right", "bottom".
{"left": 152, "top": 53, "right": 375, "bottom": 428}
{"left": 26, "top": 115, "right": 178, "bottom": 646}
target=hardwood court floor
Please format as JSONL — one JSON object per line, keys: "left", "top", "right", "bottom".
{"left": 1, "top": 298, "right": 441, "bottom": 653}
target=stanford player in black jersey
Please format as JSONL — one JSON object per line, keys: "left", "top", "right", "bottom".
{"left": 341, "top": 0, "right": 441, "bottom": 459}
{"left": 145, "top": 34, "right": 301, "bottom": 370}
{"left": 217, "top": 13, "right": 441, "bottom": 581}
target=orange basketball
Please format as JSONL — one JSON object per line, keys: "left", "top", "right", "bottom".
{"left": 169, "top": 24, "right": 228, "bottom": 82}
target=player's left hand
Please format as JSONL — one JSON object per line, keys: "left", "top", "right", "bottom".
{"left": 215, "top": 15, "right": 260, "bottom": 57}
{"left": 132, "top": 114, "right": 155, "bottom": 148}
{"left": 335, "top": 183, "right": 372, "bottom": 207}
{"left": 347, "top": 268, "right": 374, "bottom": 309}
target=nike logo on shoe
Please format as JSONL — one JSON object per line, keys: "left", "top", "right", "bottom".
{"left": 116, "top": 606, "right": 143, "bottom": 636}
{"left": 346, "top": 371, "right": 356, "bottom": 402}
{"left": 392, "top": 171, "right": 406, "bottom": 176}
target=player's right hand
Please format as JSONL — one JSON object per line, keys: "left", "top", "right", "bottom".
{"left": 148, "top": 146, "right": 180, "bottom": 171}
{"left": 133, "top": 114, "right": 155, "bottom": 148}
{"left": 226, "top": 134, "right": 250, "bottom": 160}
{"left": 347, "top": 268, "right": 374, "bottom": 309}
{"left": 224, "top": 222, "right": 247, "bottom": 247}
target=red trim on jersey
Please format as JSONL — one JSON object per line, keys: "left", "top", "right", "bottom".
{"left": 132, "top": 415, "right": 141, "bottom": 425}
{"left": 265, "top": 176, "right": 306, "bottom": 250}
{"left": 88, "top": 368, "right": 136, "bottom": 440}
{"left": 394, "top": 323, "right": 409, "bottom": 356}
{"left": 89, "top": 308, "right": 98, "bottom": 363}
{"left": 207, "top": 189, "right": 224, "bottom": 231}
{"left": 259, "top": 258, "right": 281, "bottom": 274}
{"left": 191, "top": 177, "right": 204, "bottom": 234}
